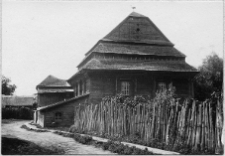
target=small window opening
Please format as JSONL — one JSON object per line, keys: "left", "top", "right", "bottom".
{"left": 55, "top": 112, "right": 62, "bottom": 120}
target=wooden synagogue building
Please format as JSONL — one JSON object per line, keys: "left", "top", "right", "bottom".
{"left": 34, "top": 12, "right": 198, "bottom": 127}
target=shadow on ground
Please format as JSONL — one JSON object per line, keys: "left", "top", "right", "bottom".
{"left": 1, "top": 135, "right": 64, "bottom": 155}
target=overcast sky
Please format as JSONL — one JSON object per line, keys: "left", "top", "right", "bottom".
{"left": 2, "top": 1, "right": 223, "bottom": 96}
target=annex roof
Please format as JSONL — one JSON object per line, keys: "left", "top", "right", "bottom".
{"left": 37, "top": 75, "right": 71, "bottom": 89}
{"left": 37, "top": 93, "right": 89, "bottom": 111}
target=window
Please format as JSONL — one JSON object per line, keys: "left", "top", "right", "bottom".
{"left": 79, "top": 81, "right": 83, "bottom": 95}
{"left": 121, "top": 81, "right": 130, "bottom": 96}
{"left": 75, "top": 83, "right": 78, "bottom": 97}
{"left": 55, "top": 112, "right": 62, "bottom": 120}
{"left": 74, "top": 85, "right": 77, "bottom": 97}
{"left": 83, "top": 79, "right": 86, "bottom": 94}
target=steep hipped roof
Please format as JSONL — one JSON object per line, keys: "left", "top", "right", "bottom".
{"left": 37, "top": 75, "right": 71, "bottom": 89}
{"left": 79, "top": 57, "right": 197, "bottom": 72}
{"left": 85, "top": 12, "right": 173, "bottom": 57}
{"left": 69, "top": 12, "right": 198, "bottom": 81}
{"left": 102, "top": 12, "right": 173, "bottom": 45}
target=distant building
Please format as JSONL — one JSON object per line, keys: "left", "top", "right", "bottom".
{"left": 35, "top": 12, "right": 198, "bottom": 127}
{"left": 36, "top": 75, "right": 74, "bottom": 107}
{"left": 2, "top": 95, "right": 35, "bottom": 108}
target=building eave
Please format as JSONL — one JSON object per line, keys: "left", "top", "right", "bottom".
{"left": 37, "top": 93, "right": 90, "bottom": 111}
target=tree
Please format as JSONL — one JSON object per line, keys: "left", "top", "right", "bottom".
{"left": 2, "top": 75, "right": 17, "bottom": 95}
{"left": 194, "top": 52, "right": 223, "bottom": 101}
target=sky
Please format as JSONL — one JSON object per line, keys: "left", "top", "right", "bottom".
{"left": 2, "top": 1, "right": 223, "bottom": 96}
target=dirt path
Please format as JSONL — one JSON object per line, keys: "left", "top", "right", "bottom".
{"left": 1, "top": 120, "right": 113, "bottom": 154}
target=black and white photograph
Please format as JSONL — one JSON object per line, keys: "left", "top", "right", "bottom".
{"left": 1, "top": 0, "right": 224, "bottom": 155}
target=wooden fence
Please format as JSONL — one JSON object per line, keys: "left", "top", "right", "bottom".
{"left": 73, "top": 96, "right": 223, "bottom": 152}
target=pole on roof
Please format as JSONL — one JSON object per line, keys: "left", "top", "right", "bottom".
{"left": 131, "top": 6, "right": 136, "bottom": 12}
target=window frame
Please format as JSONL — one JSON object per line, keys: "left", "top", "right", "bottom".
{"left": 55, "top": 112, "right": 62, "bottom": 120}
{"left": 121, "top": 81, "right": 131, "bottom": 96}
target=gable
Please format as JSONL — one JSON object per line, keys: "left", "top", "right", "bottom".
{"left": 103, "top": 12, "right": 172, "bottom": 45}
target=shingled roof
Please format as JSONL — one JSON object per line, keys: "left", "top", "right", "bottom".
{"left": 79, "top": 57, "right": 197, "bottom": 72}
{"left": 102, "top": 12, "right": 173, "bottom": 46}
{"left": 37, "top": 75, "right": 71, "bottom": 89}
{"left": 85, "top": 12, "right": 174, "bottom": 56}
{"left": 91, "top": 42, "right": 185, "bottom": 57}
{"left": 36, "top": 75, "right": 73, "bottom": 94}
{"left": 70, "top": 12, "right": 197, "bottom": 80}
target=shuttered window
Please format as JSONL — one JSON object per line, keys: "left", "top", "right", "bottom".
{"left": 121, "top": 81, "right": 130, "bottom": 96}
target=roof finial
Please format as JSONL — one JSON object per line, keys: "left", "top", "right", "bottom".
{"left": 132, "top": 6, "right": 136, "bottom": 12}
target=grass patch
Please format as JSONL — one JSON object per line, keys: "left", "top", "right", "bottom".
{"left": 1, "top": 136, "right": 64, "bottom": 155}
{"left": 54, "top": 130, "right": 156, "bottom": 155}
{"left": 98, "top": 140, "right": 155, "bottom": 155}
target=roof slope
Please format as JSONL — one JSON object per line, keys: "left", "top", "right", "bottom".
{"left": 91, "top": 42, "right": 185, "bottom": 57}
{"left": 129, "top": 12, "right": 147, "bottom": 18}
{"left": 102, "top": 12, "right": 173, "bottom": 45}
{"left": 37, "top": 93, "right": 89, "bottom": 111}
{"left": 79, "top": 57, "right": 197, "bottom": 72}
{"left": 37, "top": 75, "right": 71, "bottom": 88}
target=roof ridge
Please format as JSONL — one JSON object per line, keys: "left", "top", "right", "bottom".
{"left": 128, "top": 12, "right": 147, "bottom": 18}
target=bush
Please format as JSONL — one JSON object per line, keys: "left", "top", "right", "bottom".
{"left": 194, "top": 52, "right": 223, "bottom": 101}
{"left": 73, "top": 133, "right": 93, "bottom": 144}
{"left": 100, "top": 140, "right": 154, "bottom": 155}
{"left": 21, "top": 124, "right": 49, "bottom": 132}
{"left": 68, "top": 125, "right": 77, "bottom": 133}
{"left": 123, "top": 145, "right": 134, "bottom": 155}
{"left": 102, "top": 141, "right": 112, "bottom": 150}
{"left": 2, "top": 107, "right": 33, "bottom": 120}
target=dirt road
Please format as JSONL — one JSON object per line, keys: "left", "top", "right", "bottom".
{"left": 2, "top": 120, "right": 113, "bottom": 154}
